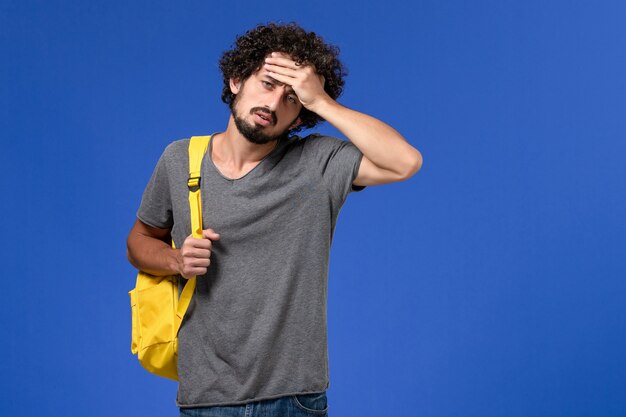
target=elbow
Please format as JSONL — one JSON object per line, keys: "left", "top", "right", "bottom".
{"left": 399, "top": 148, "right": 423, "bottom": 180}
{"left": 412, "top": 149, "right": 423, "bottom": 175}
{"left": 127, "top": 248, "right": 137, "bottom": 269}
{"left": 126, "top": 237, "right": 140, "bottom": 270}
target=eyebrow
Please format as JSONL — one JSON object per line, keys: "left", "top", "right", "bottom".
{"left": 265, "top": 75, "right": 296, "bottom": 94}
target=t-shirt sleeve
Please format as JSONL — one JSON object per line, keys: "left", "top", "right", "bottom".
{"left": 303, "top": 134, "right": 365, "bottom": 206}
{"left": 136, "top": 148, "right": 174, "bottom": 229}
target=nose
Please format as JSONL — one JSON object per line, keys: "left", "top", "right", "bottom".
{"left": 266, "top": 87, "right": 285, "bottom": 112}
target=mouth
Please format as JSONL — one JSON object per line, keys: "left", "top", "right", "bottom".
{"left": 251, "top": 109, "right": 275, "bottom": 127}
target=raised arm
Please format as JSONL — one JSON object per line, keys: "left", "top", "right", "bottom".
{"left": 264, "top": 52, "right": 423, "bottom": 186}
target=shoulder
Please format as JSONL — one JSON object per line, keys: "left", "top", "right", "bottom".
{"left": 301, "top": 133, "right": 345, "bottom": 146}
{"left": 161, "top": 138, "right": 190, "bottom": 160}
{"left": 292, "top": 133, "right": 353, "bottom": 154}
{"left": 152, "top": 138, "right": 191, "bottom": 172}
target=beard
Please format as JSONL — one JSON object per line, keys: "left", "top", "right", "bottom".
{"left": 232, "top": 110, "right": 286, "bottom": 145}
{"left": 231, "top": 93, "right": 294, "bottom": 145}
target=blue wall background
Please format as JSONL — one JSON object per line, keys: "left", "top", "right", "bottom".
{"left": 1, "top": 1, "right": 625, "bottom": 416}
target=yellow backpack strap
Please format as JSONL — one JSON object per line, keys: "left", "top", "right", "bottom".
{"left": 187, "top": 136, "right": 210, "bottom": 239}
{"left": 175, "top": 135, "right": 211, "bottom": 331}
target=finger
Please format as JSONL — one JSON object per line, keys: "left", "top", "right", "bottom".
{"left": 264, "top": 69, "right": 297, "bottom": 86}
{"left": 203, "top": 228, "right": 221, "bottom": 240}
{"left": 185, "top": 248, "right": 211, "bottom": 258}
{"left": 263, "top": 63, "right": 299, "bottom": 79}
{"left": 265, "top": 56, "right": 300, "bottom": 70}
{"left": 265, "top": 52, "right": 303, "bottom": 69}
{"left": 182, "top": 266, "right": 208, "bottom": 279}
{"left": 184, "top": 237, "right": 213, "bottom": 251}
{"left": 187, "top": 257, "right": 210, "bottom": 268}
{"left": 269, "top": 52, "right": 317, "bottom": 72}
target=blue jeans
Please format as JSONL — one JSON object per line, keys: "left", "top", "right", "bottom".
{"left": 179, "top": 392, "right": 328, "bottom": 417}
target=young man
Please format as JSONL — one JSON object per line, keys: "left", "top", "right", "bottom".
{"left": 127, "top": 22, "right": 422, "bottom": 416}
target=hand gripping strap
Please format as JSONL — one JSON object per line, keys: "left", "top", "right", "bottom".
{"left": 175, "top": 135, "right": 211, "bottom": 332}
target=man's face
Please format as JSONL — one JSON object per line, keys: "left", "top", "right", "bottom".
{"left": 230, "top": 66, "right": 302, "bottom": 145}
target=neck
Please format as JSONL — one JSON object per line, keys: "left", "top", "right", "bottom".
{"left": 213, "top": 116, "right": 279, "bottom": 171}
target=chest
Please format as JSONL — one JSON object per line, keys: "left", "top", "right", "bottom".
{"left": 200, "top": 170, "right": 328, "bottom": 236}
{"left": 211, "top": 159, "right": 262, "bottom": 180}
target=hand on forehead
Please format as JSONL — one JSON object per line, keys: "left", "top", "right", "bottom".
{"left": 266, "top": 51, "right": 307, "bottom": 68}
{"left": 265, "top": 51, "right": 318, "bottom": 76}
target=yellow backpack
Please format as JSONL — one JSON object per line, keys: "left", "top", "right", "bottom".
{"left": 129, "top": 135, "right": 210, "bottom": 380}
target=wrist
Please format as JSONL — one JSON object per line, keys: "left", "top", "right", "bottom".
{"left": 168, "top": 247, "right": 183, "bottom": 276}
{"left": 306, "top": 94, "right": 336, "bottom": 117}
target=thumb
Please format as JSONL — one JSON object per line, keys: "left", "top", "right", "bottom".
{"left": 202, "top": 228, "right": 221, "bottom": 240}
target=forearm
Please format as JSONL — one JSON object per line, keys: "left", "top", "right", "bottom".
{"left": 126, "top": 221, "right": 181, "bottom": 276}
{"left": 309, "top": 97, "right": 422, "bottom": 177}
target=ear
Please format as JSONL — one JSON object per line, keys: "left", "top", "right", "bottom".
{"left": 288, "top": 117, "right": 302, "bottom": 130}
{"left": 229, "top": 78, "right": 242, "bottom": 94}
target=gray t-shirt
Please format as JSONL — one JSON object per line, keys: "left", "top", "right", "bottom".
{"left": 137, "top": 133, "right": 364, "bottom": 407}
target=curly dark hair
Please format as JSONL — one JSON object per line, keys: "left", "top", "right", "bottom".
{"left": 219, "top": 22, "right": 347, "bottom": 132}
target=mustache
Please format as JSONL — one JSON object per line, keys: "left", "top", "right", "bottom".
{"left": 250, "top": 107, "right": 277, "bottom": 125}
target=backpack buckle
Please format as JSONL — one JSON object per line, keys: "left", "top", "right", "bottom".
{"left": 187, "top": 176, "right": 201, "bottom": 192}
